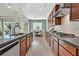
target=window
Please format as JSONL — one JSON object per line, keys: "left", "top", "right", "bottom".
{"left": 33, "top": 23, "right": 42, "bottom": 31}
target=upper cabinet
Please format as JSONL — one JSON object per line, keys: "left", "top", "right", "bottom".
{"left": 53, "top": 3, "right": 79, "bottom": 21}
{"left": 48, "top": 3, "right": 79, "bottom": 23}
{"left": 70, "top": 3, "right": 79, "bottom": 21}
{"left": 55, "top": 5, "right": 61, "bottom": 25}
{"left": 48, "top": 9, "right": 53, "bottom": 28}
{"left": 48, "top": 17, "right": 53, "bottom": 28}
{"left": 55, "top": 17, "right": 61, "bottom": 25}
{"left": 63, "top": 3, "right": 71, "bottom": 8}
{"left": 48, "top": 3, "right": 72, "bottom": 26}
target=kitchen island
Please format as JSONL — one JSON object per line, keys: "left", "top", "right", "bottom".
{"left": 0, "top": 32, "right": 33, "bottom": 56}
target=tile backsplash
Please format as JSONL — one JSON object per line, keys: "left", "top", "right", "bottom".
{"left": 54, "top": 14, "right": 79, "bottom": 36}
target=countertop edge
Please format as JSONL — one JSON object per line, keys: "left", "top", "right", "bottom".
{"left": 48, "top": 32, "right": 79, "bottom": 49}
{"left": 0, "top": 32, "right": 33, "bottom": 48}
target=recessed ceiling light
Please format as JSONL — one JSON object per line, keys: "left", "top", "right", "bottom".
{"left": 8, "top": 3, "right": 11, "bottom": 8}
{"left": 8, "top": 5, "right": 11, "bottom": 8}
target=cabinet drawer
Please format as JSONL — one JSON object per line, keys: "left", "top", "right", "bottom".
{"left": 59, "top": 40, "right": 76, "bottom": 56}
{"left": 59, "top": 45, "right": 72, "bottom": 56}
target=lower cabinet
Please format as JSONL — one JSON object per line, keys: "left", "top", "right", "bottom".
{"left": 53, "top": 40, "right": 58, "bottom": 56}
{"left": 26, "top": 34, "right": 33, "bottom": 50}
{"left": 26, "top": 37, "right": 30, "bottom": 50}
{"left": 46, "top": 32, "right": 79, "bottom": 56}
{"left": 51, "top": 36, "right": 78, "bottom": 56}
{"left": 59, "top": 45, "right": 72, "bottom": 56}
{"left": 20, "top": 33, "right": 33, "bottom": 56}
{"left": 20, "top": 37, "right": 27, "bottom": 56}
{"left": 78, "top": 49, "right": 79, "bottom": 56}
{"left": 59, "top": 40, "right": 76, "bottom": 56}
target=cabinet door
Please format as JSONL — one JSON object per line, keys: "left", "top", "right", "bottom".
{"left": 55, "top": 17, "right": 61, "bottom": 25}
{"left": 29, "top": 36, "right": 32, "bottom": 47}
{"left": 78, "top": 49, "right": 79, "bottom": 56}
{"left": 59, "top": 45, "right": 72, "bottom": 56}
{"left": 20, "top": 37, "right": 27, "bottom": 56}
{"left": 53, "top": 40, "right": 58, "bottom": 56}
{"left": 26, "top": 37, "right": 30, "bottom": 50}
{"left": 71, "top": 3, "right": 79, "bottom": 21}
{"left": 59, "top": 40, "right": 76, "bottom": 56}
{"left": 48, "top": 17, "right": 53, "bottom": 28}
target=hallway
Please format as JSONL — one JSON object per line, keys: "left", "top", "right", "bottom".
{"left": 26, "top": 33, "right": 54, "bottom": 56}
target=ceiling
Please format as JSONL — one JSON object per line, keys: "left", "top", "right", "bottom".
{"left": 0, "top": 3, "right": 55, "bottom": 19}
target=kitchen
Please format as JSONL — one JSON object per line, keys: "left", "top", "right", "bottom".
{"left": 0, "top": 3, "right": 79, "bottom": 56}
{"left": 47, "top": 3, "right": 79, "bottom": 56}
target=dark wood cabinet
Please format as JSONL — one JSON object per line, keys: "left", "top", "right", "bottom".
{"left": 48, "top": 14, "right": 53, "bottom": 28}
{"left": 20, "top": 36, "right": 27, "bottom": 56}
{"left": 59, "top": 40, "right": 76, "bottom": 56}
{"left": 48, "top": 17, "right": 52, "bottom": 28}
{"left": 59, "top": 45, "right": 72, "bottom": 56}
{"left": 55, "top": 5, "right": 60, "bottom": 11}
{"left": 55, "top": 17, "right": 61, "bottom": 25}
{"left": 45, "top": 32, "right": 58, "bottom": 56}
{"left": 78, "top": 49, "right": 79, "bottom": 56}
{"left": 70, "top": 3, "right": 79, "bottom": 21}
{"left": 55, "top": 5, "right": 61, "bottom": 25}
{"left": 45, "top": 32, "right": 79, "bottom": 56}
{"left": 20, "top": 33, "right": 33, "bottom": 56}
{"left": 26, "top": 37, "right": 30, "bottom": 50}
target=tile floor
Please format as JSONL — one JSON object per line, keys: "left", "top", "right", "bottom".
{"left": 26, "top": 33, "right": 54, "bottom": 56}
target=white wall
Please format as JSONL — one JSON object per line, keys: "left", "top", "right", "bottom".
{"left": 14, "top": 16, "right": 28, "bottom": 33}
{"left": 0, "top": 7, "right": 17, "bottom": 17}
{"left": 19, "top": 17, "right": 28, "bottom": 33}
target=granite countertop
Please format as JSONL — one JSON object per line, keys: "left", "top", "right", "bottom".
{"left": 0, "top": 32, "right": 33, "bottom": 55}
{"left": 60, "top": 37, "right": 79, "bottom": 49}
{"left": 49, "top": 31, "right": 79, "bottom": 49}
{"left": 0, "top": 32, "right": 33, "bottom": 48}
{"left": 0, "top": 35, "right": 15, "bottom": 44}
{"left": 0, "top": 34, "right": 27, "bottom": 46}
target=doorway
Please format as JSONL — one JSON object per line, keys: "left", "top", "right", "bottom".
{"left": 29, "top": 20, "right": 46, "bottom": 32}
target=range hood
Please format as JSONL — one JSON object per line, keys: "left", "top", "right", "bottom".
{"left": 52, "top": 4, "right": 70, "bottom": 18}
